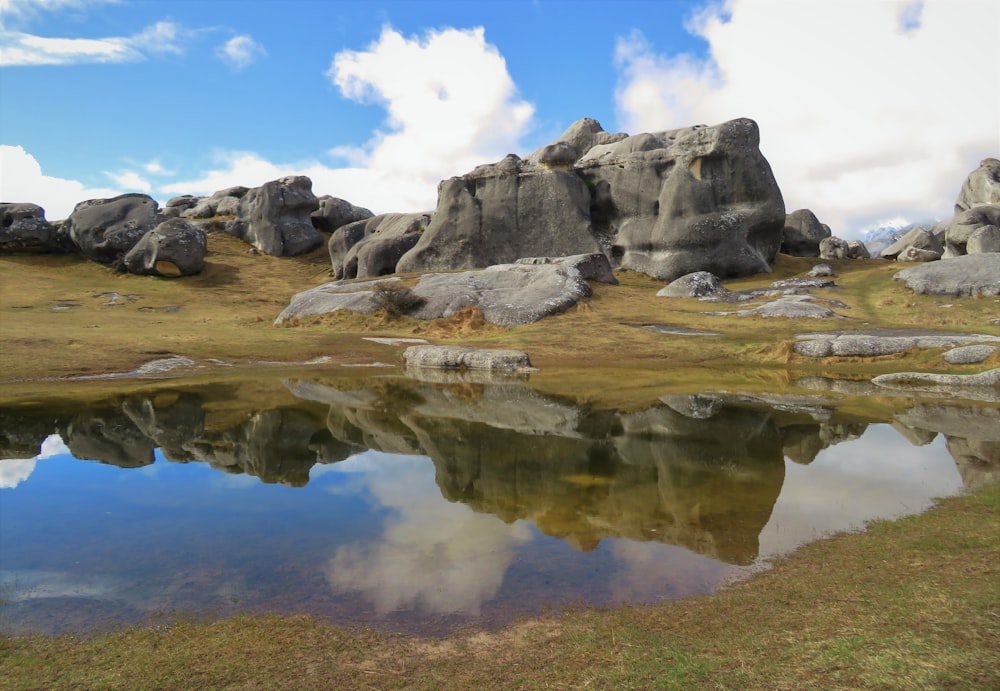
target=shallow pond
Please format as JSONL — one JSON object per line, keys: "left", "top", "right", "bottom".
{"left": 1, "top": 374, "right": 997, "bottom": 636}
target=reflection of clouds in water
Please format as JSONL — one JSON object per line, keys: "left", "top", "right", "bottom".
{"left": 0, "top": 569, "right": 119, "bottom": 602}
{"left": 0, "top": 434, "right": 69, "bottom": 488}
{"left": 608, "top": 540, "right": 744, "bottom": 603}
{"left": 758, "top": 425, "right": 963, "bottom": 559}
{"left": 324, "top": 452, "right": 533, "bottom": 615}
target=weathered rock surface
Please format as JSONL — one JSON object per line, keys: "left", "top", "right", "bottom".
{"left": 794, "top": 329, "right": 1000, "bottom": 357}
{"left": 65, "top": 193, "right": 160, "bottom": 263}
{"left": 407, "top": 262, "right": 593, "bottom": 326}
{"left": 225, "top": 176, "right": 322, "bottom": 256}
{"left": 893, "top": 253, "right": 1000, "bottom": 297}
{"left": 657, "top": 271, "right": 727, "bottom": 298}
{"left": 310, "top": 195, "right": 374, "bottom": 233}
{"left": 881, "top": 226, "right": 943, "bottom": 261}
{"left": 819, "top": 236, "right": 869, "bottom": 260}
{"left": 274, "top": 277, "right": 399, "bottom": 324}
{"left": 943, "top": 345, "right": 997, "bottom": 365}
{"left": 0, "top": 203, "right": 71, "bottom": 253}
{"left": 716, "top": 294, "right": 845, "bottom": 319}
{"left": 161, "top": 195, "right": 200, "bottom": 218}
{"left": 808, "top": 264, "right": 834, "bottom": 277}
{"left": 781, "top": 209, "right": 829, "bottom": 257}
{"left": 872, "top": 368, "right": 1000, "bottom": 391}
{"left": 180, "top": 186, "right": 248, "bottom": 221}
{"left": 122, "top": 218, "right": 207, "bottom": 277}
{"left": 955, "top": 157, "right": 1000, "bottom": 214}
{"left": 329, "top": 212, "right": 430, "bottom": 280}
{"left": 402, "top": 345, "right": 536, "bottom": 372}
{"left": 941, "top": 205, "right": 1000, "bottom": 257}
{"left": 515, "top": 253, "right": 618, "bottom": 285}
{"left": 395, "top": 117, "right": 784, "bottom": 282}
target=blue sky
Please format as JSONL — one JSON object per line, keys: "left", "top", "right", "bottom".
{"left": 1, "top": 0, "right": 997, "bottom": 239}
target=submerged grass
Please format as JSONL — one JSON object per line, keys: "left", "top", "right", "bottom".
{"left": 2, "top": 484, "right": 997, "bottom": 689}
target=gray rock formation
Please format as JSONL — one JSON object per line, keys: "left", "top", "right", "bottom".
{"left": 515, "top": 253, "right": 618, "bottom": 285}
{"left": 329, "top": 212, "right": 430, "bottom": 280}
{"left": 181, "top": 186, "right": 248, "bottom": 220}
{"left": 894, "top": 253, "right": 1000, "bottom": 297}
{"left": 310, "top": 195, "right": 374, "bottom": 233}
{"left": 0, "top": 202, "right": 71, "bottom": 253}
{"left": 396, "top": 117, "right": 785, "bottom": 282}
{"left": 872, "top": 368, "right": 1000, "bottom": 394}
{"left": 224, "top": 176, "right": 322, "bottom": 256}
{"left": 66, "top": 193, "right": 160, "bottom": 263}
{"left": 781, "top": 209, "right": 830, "bottom": 257}
{"left": 716, "top": 294, "right": 845, "bottom": 319}
{"left": 407, "top": 262, "right": 593, "bottom": 326}
{"left": 657, "top": 271, "right": 727, "bottom": 298}
{"left": 818, "top": 236, "right": 869, "bottom": 260}
{"left": 402, "top": 345, "right": 536, "bottom": 372}
{"left": 943, "top": 345, "right": 997, "bottom": 365}
{"left": 161, "top": 194, "right": 200, "bottom": 218}
{"left": 881, "top": 226, "right": 943, "bottom": 261}
{"left": 942, "top": 205, "right": 1000, "bottom": 256}
{"left": 955, "top": 157, "right": 1000, "bottom": 214}
{"left": 794, "top": 329, "right": 1000, "bottom": 357}
{"left": 808, "top": 264, "right": 834, "bottom": 277}
{"left": 122, "top": 218, "right": 207, "bottom": 277}
{"left": 274, "top": 277, "right": 399, "bottom": 324}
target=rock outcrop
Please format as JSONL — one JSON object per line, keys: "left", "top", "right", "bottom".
{"left": 893, "top": 253, "right": 1000, "bottom": 297}
{"left": 122, "top": 218, "right": 207, "bottom": 277}
{"left": 66, "top": 193, "right": 160, "bottom": 264}
{"left": 941, "top": 205, "right": 1000, "bottom": 257}
{"left": 311, "top": 195, "right": 374, "bottom": 233}
{"left": 0, "top": 203, "right": 71, "bottom": 253}
{"left": 402, "top": 345, "right": 536, "bottom": 372}
{"left": 781, "top": 209, "right": 830, "bottom": 257}
{"left": 224, "top": 176, "right": 322, "bottom": 256}
{"left": 955, "top": 157, "right": 1000, "bottom": 214}
{"left": 329, "top": 212, "right": 430, "bottom": 280}
{"left": 386, "top": 117, "right": 783, "bottom": 282}
{"left": 881, "top": 226, "right": 943, "bottom": 261}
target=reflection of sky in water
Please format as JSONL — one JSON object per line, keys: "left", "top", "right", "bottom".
{"left": 0, "top": 421, "right": 971, "bottom": 636}
{"left": 322, "top": 452, "right": 533, "bottom": 615}
{"left": 758, "top": 424, "right": 963, "bottom": 559}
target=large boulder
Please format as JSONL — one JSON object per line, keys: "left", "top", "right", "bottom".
{"left": 397, "top": 117, "right": 785, "bottom": 282}
{"left": 330, "top": 212, "right": 430, "bottom": 279}
{"left": 893, "top": 253, "right": 1000, "bottom": 297}
{"left": 122, "top": 218, "right": 207, "bottom": 277}
{"left": 881, "top": 226, "right": 943, "bottom": 261}
{"left": 955, "top": 157, "right": 1000, "bottom": 214}
{"left": 0, "top": 203, "right": 72, "bottom": 253}
{"left": 942, "top": 205, "right": 1000, "bottom": 257}
{"left": 181, "top": 186, "right": 248, "bottom": 220}
{"left": 311, "top": 195, "right": 374, "bottom": 233}
{"left": 66, "top": 193, "right": 160, "bottom": 263}
{"left": 782, "top": 209, "right": 830, "bottom": 257}
{"left": 226, "top": 176, "right": 322, "bottom": 256}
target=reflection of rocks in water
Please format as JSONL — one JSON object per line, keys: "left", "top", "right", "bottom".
{"left": 894, "top": 403, "right": 1000, "bottom": 489}
{"left": 781, "top": 422, "right": 869, "bottom": 464}
{"left": 60, "top": 408, "right": 155, "bottom": 468}
{"left": 0, "top": 412, "right": 61, "bottom": 459}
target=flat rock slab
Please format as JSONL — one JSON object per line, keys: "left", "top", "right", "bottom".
{"left": 640, "top": 324, "right": 721, "bottom": 336}
{"left": 894, "top": 253, "right": 1000, "bottom": 297}
{"left": 274, "top": 277, "right": 399, "bottom": 324}
{"left": 872, "top": 369, "right": 1000, "bottom": 403}
{"left": 710, "top": 295, "right": 846, "bottom": 319}
{"left": 943, "top": 345, "right": 997, "bottom": 364}
{"left": 794, "top": 329, "right": 1000, "bottom": 357}
{"left": 403, "top": 345, "right": 537, "bottom": 373}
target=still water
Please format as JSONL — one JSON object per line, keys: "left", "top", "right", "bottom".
{"left": 1, "top": 374, "right": 996, "bottom": 636}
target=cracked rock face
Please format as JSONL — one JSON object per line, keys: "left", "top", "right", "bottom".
{"left": 394, "top": 117, "right": 785, "bottom": 282}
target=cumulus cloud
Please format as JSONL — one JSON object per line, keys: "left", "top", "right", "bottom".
{"left": 216, "top": 34, "right": 266, "bottom": 71}
{"left": 167, "top": 25, "right": 534, "bottom": 213}
{"left": 614, "top": 0, "right": 1000, "bottom": 238}
{"left": 0, "top": 145, "right": 121, "bottom": 219}
{"left": 0, "top": 19, "right": 185, "bottom": 66}
{"left": 105, "top": 169, "right": 152, "bottom": 193}
{"left": 0, "top": 434, "right": 70, "bottom": 489}
{"left": 324, "top": 452, "right": 533, "bottom": 616}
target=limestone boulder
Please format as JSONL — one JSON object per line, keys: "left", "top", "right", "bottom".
{"left": 782, "top": 209, "right": 830, "bottom": 257}
{"left": 311, "top": 195, "right": 374, "bottom": 233}
{"left": 330, "top": 212, "right": 430, "bottom": 279}
{"left": 657, "top": 271, "right": 727, "bottom": 298}
{"left": 881, "top": 226, "right": 943, "bottom": 261}
{"left": 161, "top": 195, "right": 200, "bottom": 218}
{"left": 942, "top": 205, "right": 1000, "bottom": 256}
{"left": 227, "top": 176, "right": 321, "bottom": 256}
{"left": 0, "top": 203, "right": 72, "bottom": 253}
{"left": 181, "top": 186, "right": 248, "bottom": 220}
{"left": 955, "top": 157, "right": 1000, "bottom": 214}
{"left": 967, "top": 225, "right": 1000, "bottom": 254}
{"left": 397, "top": 117, "right": 785, "bottom": 282}
{"left": 66, "top": 193, "right": 160, "bottom": 263}
{"left": 402, "top": 345, "right": 535, "bottom": 373}
{"left": 122, "top": 218, "right": 207, "bottom": 277}
{"left": 893, "top": 253, "right": 1000, "bottom": 297}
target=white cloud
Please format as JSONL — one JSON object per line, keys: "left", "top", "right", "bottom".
{"left": 0, "top": 434, "right": 69, "bottom": 489}
{"left": 0, "top": 0, "right": 120, "bottom": 21}
{"left": 142, "top": 159, "right": 171, "bottom": 176}
{"left": 0, "top": 145, "right": 122, "bottom": 219}
{"left": 216, "top": 34, "right": 266, "bottom": 71}
{"left": 106, "top": 169, "right": 151, "bottom": 193}
{"left": 614, "top": 0, "right": 1000, "bottom": 238}
{"left": 0, "top": 19, "right": 185, "bottom": 66}
{"left": 166, "top": 25, "right": 535, "bottom": 213}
